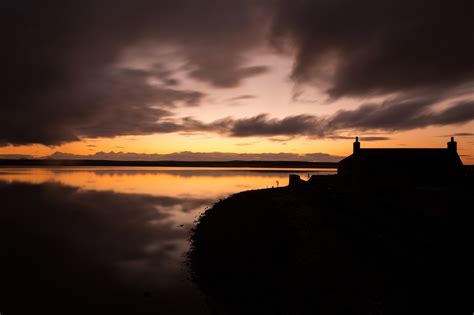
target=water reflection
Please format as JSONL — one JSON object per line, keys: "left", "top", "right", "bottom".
{"left": 0, "top": 167, "right": 335, "bottom": 197}
{"left": 0, "top": 181, "right": 209, "bottom": 314}
{"left": 0, "top": 167, "right": 335, "bottom": 314}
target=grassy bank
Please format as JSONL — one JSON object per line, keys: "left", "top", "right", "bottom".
{"left": 188, "top": 176, "right": 474, "bottom": 314}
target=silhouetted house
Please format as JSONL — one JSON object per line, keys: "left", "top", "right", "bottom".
{"left": 338, "top": 137, "right": 464, "bottom": 184}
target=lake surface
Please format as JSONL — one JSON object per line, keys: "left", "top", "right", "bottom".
{"left": 0, "top": 167, "right": 335, "bottom": 314}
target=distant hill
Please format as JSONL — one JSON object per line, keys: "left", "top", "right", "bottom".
{"left": 43, "top": 151, "right": 343, "bottom": 162}
{"left": 0, "top": 154, "right": 34, "bottom": 159}
{"left": 0, "top": 150, "right": 343, "bottom": 168}
{"left": 0, "top": 159, "right": 338, "bottom": 169}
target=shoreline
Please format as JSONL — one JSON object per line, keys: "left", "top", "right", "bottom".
{"left": 188, "top": 174, "right": 474, "bottom": 314}
{"left": 0, "top": 159, "right": 338, "bottom": 168}
{"left": 1, "top": 159, "right": 473, "bottom": 175}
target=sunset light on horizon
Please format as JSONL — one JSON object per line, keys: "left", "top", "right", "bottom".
{"left": 2, "top": 2, "right": 474, "bottom": 314}
{"left": 1, "top": 1, "right": 474, "bottom": 163}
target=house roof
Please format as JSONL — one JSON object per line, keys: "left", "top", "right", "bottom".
{"left": 339, "top": 148, "right": 463, "bottom": 167}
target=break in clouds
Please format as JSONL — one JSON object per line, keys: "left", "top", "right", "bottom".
{"left": 1, "top": 0, "right": 474, "bottom": 145}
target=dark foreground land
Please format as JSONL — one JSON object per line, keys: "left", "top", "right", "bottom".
{"left": 188, "top": 175, "right": 474, "bottom": 314}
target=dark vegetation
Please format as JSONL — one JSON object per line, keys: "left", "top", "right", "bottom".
{"left": 188, "top": 175, "right": 474, "bottom": 314}
{"left": 466, "top": 164, "right": 474, "bottom": 176}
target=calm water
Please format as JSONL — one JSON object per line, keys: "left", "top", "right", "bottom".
{"left": 0, "top": 167, "right": 335, "bottom": 314}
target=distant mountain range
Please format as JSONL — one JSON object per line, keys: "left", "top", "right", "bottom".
{"left": 0, "top": 154, "right": 34, "bottom": 160}
{"left": 1, "top": 151, "right": 344, "bottom": 162}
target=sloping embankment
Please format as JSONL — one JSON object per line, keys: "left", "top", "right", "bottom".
{"left": 188, "top": 176, "right": 474, "bottom": 314}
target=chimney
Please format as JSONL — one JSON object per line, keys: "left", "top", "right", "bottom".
{"left": 447, "top": 137, "right": 457, "bottom": 153}
{"left": 353, "top": 136, "right": 360, "bottom": 154}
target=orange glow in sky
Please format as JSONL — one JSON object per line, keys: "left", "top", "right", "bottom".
{"left": 1, "top": 53, "right": 473, "bottom": 163}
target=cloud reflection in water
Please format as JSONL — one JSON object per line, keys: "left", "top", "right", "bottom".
{"left": 0, "top": 181, "right": 210, "bottom": 314}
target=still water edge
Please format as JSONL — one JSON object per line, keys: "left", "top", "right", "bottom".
{"left": 0, "top": 167, "right": 335, "bottom": 314}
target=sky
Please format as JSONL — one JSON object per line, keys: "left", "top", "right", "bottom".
{"left": 1, "top": 0, "right": 474, "bottom": 162}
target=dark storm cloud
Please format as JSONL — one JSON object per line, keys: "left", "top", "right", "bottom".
{"left": 440, "top": 133, "right": 474, "bottom": 137}
{"left": 329, "top": 97, "right": 435, "bottom": 131}
{"left": 3, "top": 0, "right": 474, "bottom": 146}
{"left": 188, "top": 64, "right": 268, "bottom": 88}
{"left": 198, "top": 97, "right": 474, "bottom": 137}
{"left": 358, "top": 137, "right": 391, "bottom": 141}
{"left": 227, "top": 114, "right": 324, "bottom": 137}
{"left": 0, "top": 0, "right": 267, "bottom": 145}
{"left": 203, "top": 114, "right": 323, "bottom": 137}
{"left": 0, "top": 181, "right": 210, "bottom": 314}
{"left": 270, "top": 0, "right": 474, "bottom": 97}
{"left": 330, "top": 98, "right": 474, "bottom": 131}
{"left": 0, "top": 66, "right": 202, "bottom": 145}
{"left": 225, "top": 94, "right": 259, "bottom": 106}
{"left": 328, "top": 136, "right": 391, "bottom": 141}
{"left": 429, "top": 101, "right": 474, "bottom": 125}
{"left": 227, "top": 95, "right": 258, "bottom": 101}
